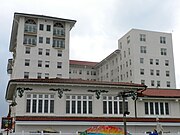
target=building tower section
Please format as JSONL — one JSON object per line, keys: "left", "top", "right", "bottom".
{"left": 7, "top": 13, "right": 76, "bottom": 79}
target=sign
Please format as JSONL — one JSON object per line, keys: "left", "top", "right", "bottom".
{"left": 1, "top": 117, "right": 12, "bottom": 129}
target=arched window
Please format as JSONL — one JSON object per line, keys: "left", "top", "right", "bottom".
{"left": 25, "top": 19, "right": 36, "bottom": 24}
{"left": 53, "top": 22, "right": 64, "bottom": 28}
{"left": 24, "top": 19, "right": 37, "bottom": 33}
{"left": 53, "top": 22, "right": 65, "bottom": 36}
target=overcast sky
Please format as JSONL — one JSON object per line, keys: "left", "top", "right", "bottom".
{"left": 0, "top": 0, "right": 180, "bottom": 117}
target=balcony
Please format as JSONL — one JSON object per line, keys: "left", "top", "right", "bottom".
{"left": 7, "top": 59, "right": 13, "bottom": 74}
{"left": 52, "top": 39, "right": 65, "bottom": 49}
{"left": 23, "top": 36, "right": 37, "bottom": 47}
{"left": 24, "top": 24, "right": 37, "bottom": 35}
{"left": 53, "top": 28, "right": 65, "bottom": 38}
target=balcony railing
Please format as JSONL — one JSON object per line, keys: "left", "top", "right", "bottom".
{"left": 23, "top": 36, "right": 37, "bottom": 46}
{"left": 7, "top": 59, "right": 13, "bottom": 74}
{"left": 24, "top": 24, "right": 37, "bottom": 34}
{"left": 52, "top": 39, "right": 65, "bottom": 49}
{"left": 53, "top": 28, "right": 65, "bottom": 37}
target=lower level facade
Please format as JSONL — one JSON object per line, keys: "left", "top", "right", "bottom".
{"left": 4, "top": 78, "right": 180, "bottom": 134}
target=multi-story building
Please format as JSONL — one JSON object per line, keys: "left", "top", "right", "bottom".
{"left": 7, "top": 12, "right": 76, "bottom": 79}
{"left": 69, "top": 60, "right": 97, "bottom": 80}
{"left": 71, "top": 29, "right": 176, "bottom": 89}
{"left": 116, "top": 29, "right": 176, "bottom": 88}
{"left": 4, "top": 13, "right": 180, "bottom": 134}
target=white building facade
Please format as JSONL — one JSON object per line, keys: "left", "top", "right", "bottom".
{"left": 4, "top": 13, "right": 180, "bottom": 134}
{"left": 5, "top": 78, "right": 180, "bottom": 134}
{"left": 96, "top": 29, "right": 176, "bottom": 89}
{"left": 7, "top": 13, "right": 76, "bottom": 79}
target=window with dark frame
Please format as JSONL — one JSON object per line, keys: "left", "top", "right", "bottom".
{"left": 39, "top": 24, "right": 44, "bottom": 30}
{"left": 25, "top": 47, "right": 31, "bottom": 54}
{"left": 46, "top": 25, "right": 51, "bottom": 31}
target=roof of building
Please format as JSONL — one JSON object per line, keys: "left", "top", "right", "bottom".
{"left": 14, "top": 12, "right": 77, "bottom": 24}
{"left": 70, "top": 60, "right": 98, "bottom": 67}
{"left": 6, "top": 78, "right": 146, "bottom": 100}
{"left": 95, "top": 49, "right": 120, "bottom": 68}
{"left": 8, "top": 78, "right": 146, "bottom": 87}
{"left": 139, "top": 88, "right": 180, "bottom": 98}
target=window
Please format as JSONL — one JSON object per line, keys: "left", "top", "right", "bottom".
{"left": 150, "top": 69, "right": 154, "bottom": 75}
{"left": 38, "top": 60, "right": 42, "bottom": 67}
{"left": 161, "top": 48, "right": 167, "bottom": 55}
{"left": 46, "top": 25, "right": 51, "bottom": 31}
{"left": 167, "top": 81, "right": 170, "bottom": 87}
{"left": 166, "top": 71, "right": 170, "bottom": 77}
{"left": 57, "top": 50, "right": 62, "bottom": 57}
{"left": 46, "top": 49, "right": 50, "bottom": 56}
{"left": 160, "top": 36, "right": 166, "bottom": 44}
{"left": 157, "top": 81, "right": 160, "bottom": 87}
{"left": 66, "top": 95, "right": 92, "bottom": 114}
{"left": 144, "top": 102, "right": 148, "bottom": 114}
{"left": 53, "top": 22, "right": 65, "bottom": 36}
{"left": 140, "top": 34, "right": 146, "bottom": 42}
{"left": 165, "top": 60, "right": 169, "bottom": 66}
{"left": 79, "top": 70, "right": 82, "bottom": 74}
{"left": 24, "top": 72, "right": 29, "bottom": 79}
{"left": 141, "top": 80, "right": 145, "bottom": 85}
{"left": 45, "top": 73, "right": 49, "bottom": 79}
{"left": 129, "top": 59, "right": 131, "bottom": 65}
{"left": 26, "top": 94, "right": 54, "bottom": 113}
{"left": 111, "top": 70, "right": 113, "bottom": 76}
{"left": 39, "top": 24, "right": 44, "bottom": 30}
{"left": 127, "top": 36, "right": 130, "bottom": 44}
{"left": 103, "top": 96, "right": 128, "bottom": 114}
{"left": 128, "top": 48, "right": 130, "bottom": 55}
{"left": 57, "top": 62, "right": 62, "bottom": 68}
{"left": 120, "top": 75, "right": 123, "bottom": 81}
{"left": 126, "top": 72, "right": 128, "bottom": 78}
{"left": 45, "top": 61, "right": 50, "bottom": 68}
{"left": 140, "top": 69, "right": 144, "bottom": 75}
{"left": 25, "top": 47, "right": 31, "bottom": 54}
{"left": 38, "top": 48, "right": 43, "bottom": 55}
{"left": 156, "top": 59, "right": 159, "bottom": 65}
{"left": 124, "top": 51, "right": 126, "bottom": 58}
{"left": 39, "top": 37, "right": 43, "bottom": 43}
{"left": 126, "top": 61, "right": 128, "bottom": 67}
{"left": 23, "top": 36, "right": 37, "bottom": 45}
{"left": 140, "top": 58, "right": 144, "bottom": 64}
{"left": 140, "top": 46, "right": 147, "bottom": 53}
{"left": 130, "top": 70, "right": 132, "bottom": 76}
{"left": 150, "top": 59, "right": 153, "bottom": 64}
{"left": 53, "top": 39, "right": 65, "bottom": 49}
{"left": 25, "top": 59, "right": 30, "bottom": 66}
{"left": 46, "top": 37, "right": 50, "bottom": 44}
{"left": 144, "top": 102, "right": 169, "bottom": 115}
{"left": 156, "top": 70, "right": 160, "bottom": 76}
{"left": 37, "top": 73, "right": 42, "bottom": 79}
{"left": 24, "top": 19, "right": 37, "bottom": 33}
{"left": 106, "top": 73, "right": 109, "bottom": 78}
{"left": 151, "top": 80, "right": 155, "bottom": 86}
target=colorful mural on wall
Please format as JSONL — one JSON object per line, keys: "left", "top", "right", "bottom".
{"left": 79, "top": 125, "right": 130, "bottom": 135}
